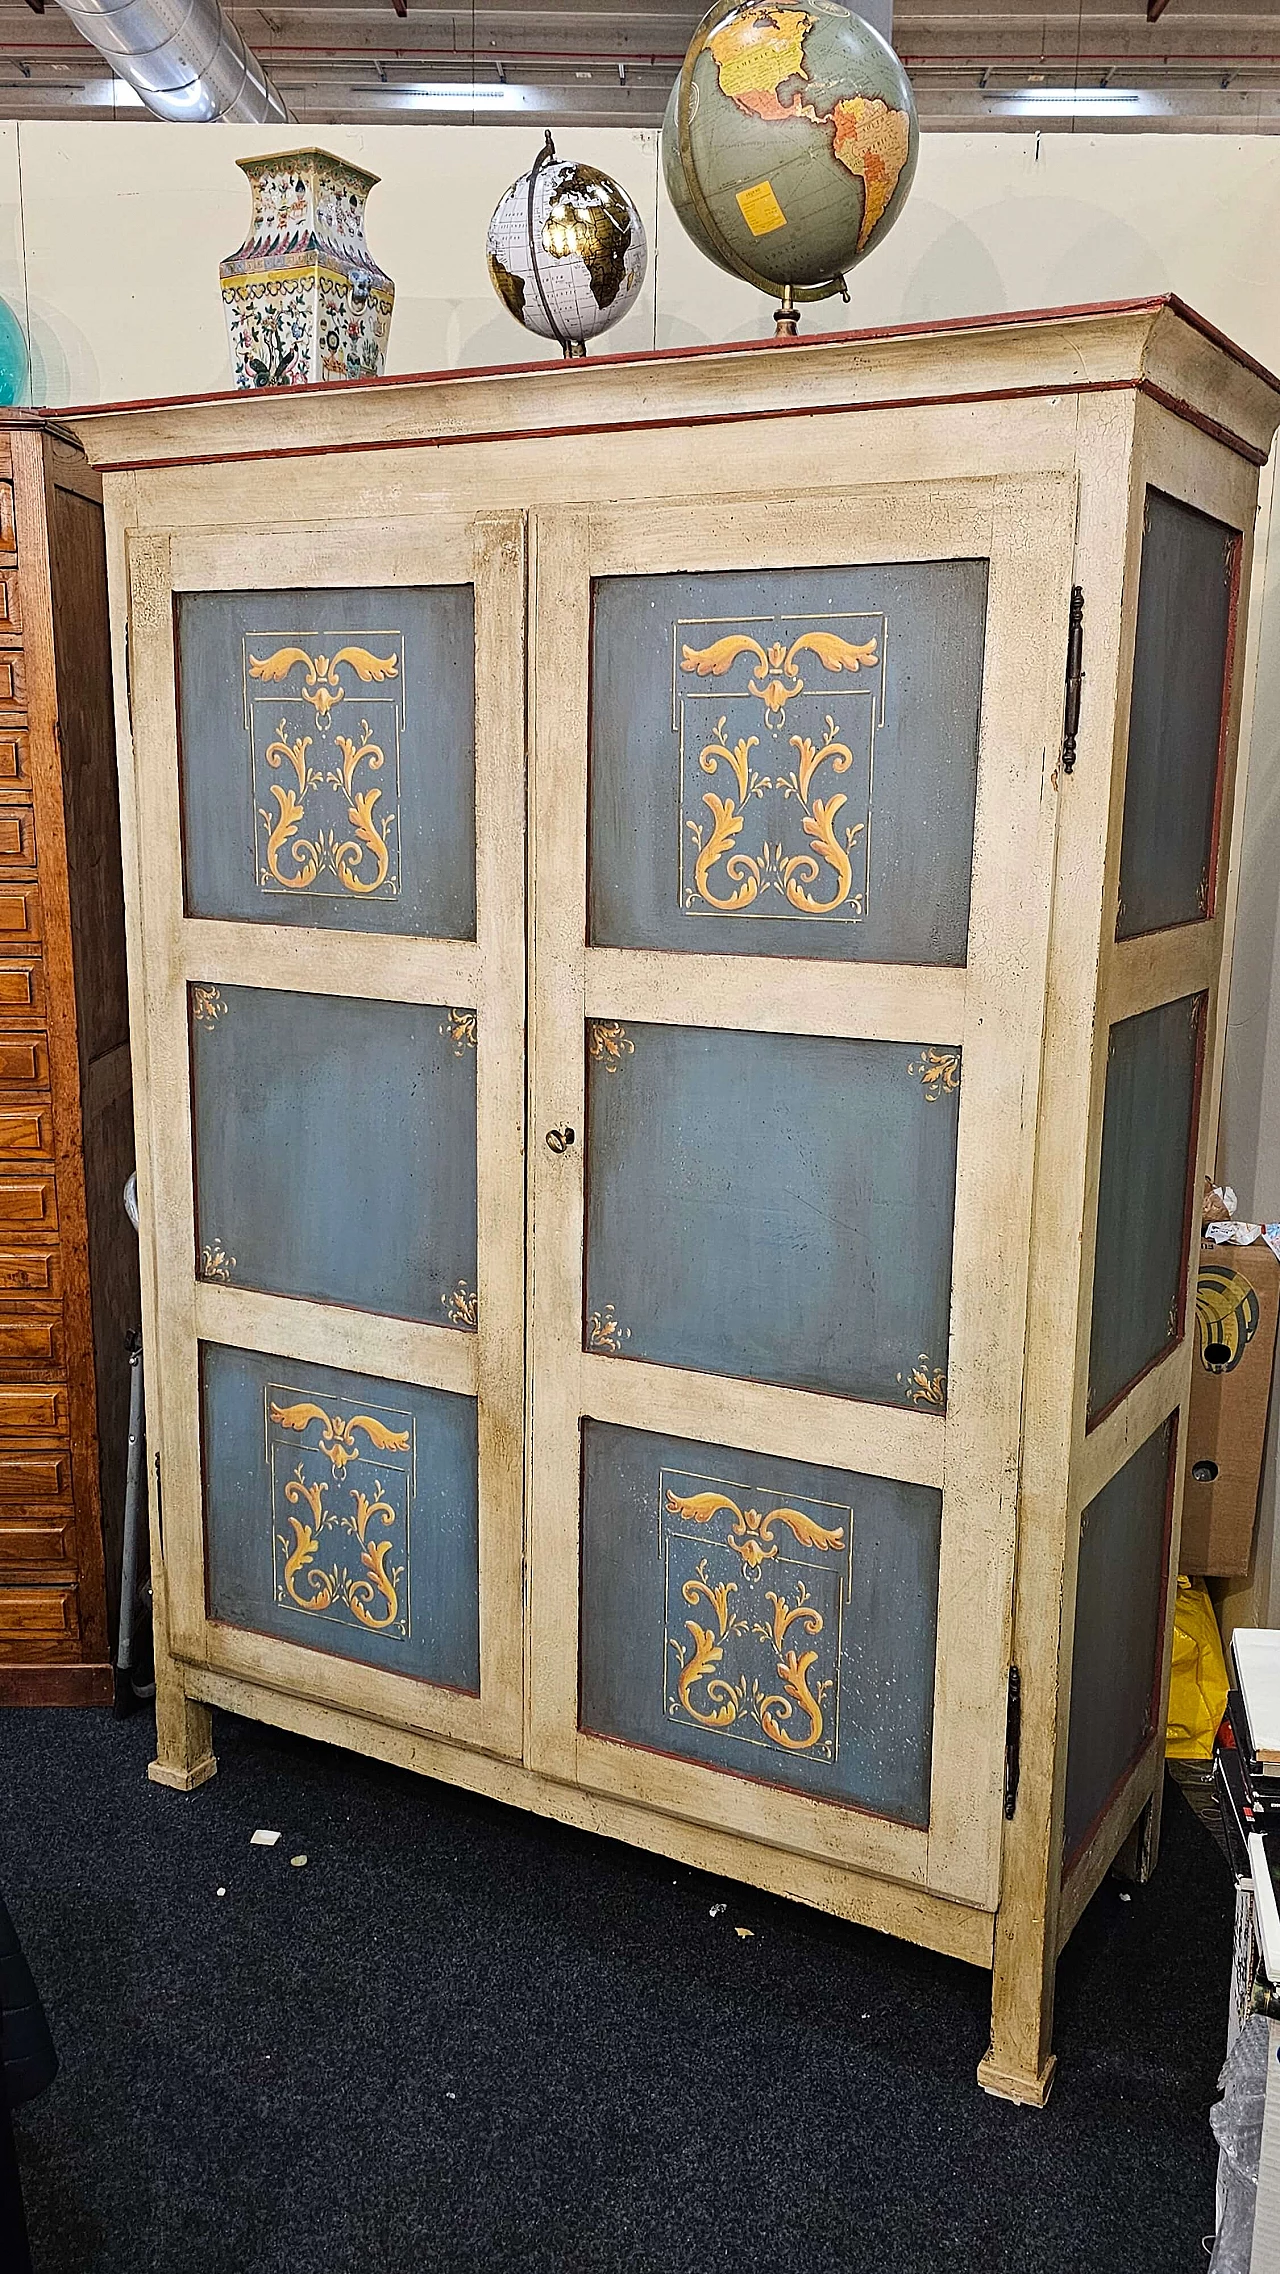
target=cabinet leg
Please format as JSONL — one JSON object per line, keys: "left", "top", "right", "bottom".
{"left": 148, "top": 1675, "right": 216, "bottom": 1792}
{"left": 1114, "top": 1781, "right": 1161, "bottom": 1885}
{"left": 147, "top": 1618, "right": 216, "bottom": 1793}
{"left": 978, "top": 1865, "right": 1059, "bottom": 2106}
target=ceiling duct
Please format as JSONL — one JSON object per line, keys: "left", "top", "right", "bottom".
{"left": 55, "top": 0, "right": 289, "bottom": 121}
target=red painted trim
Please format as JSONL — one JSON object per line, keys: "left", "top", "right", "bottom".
{"left": 82, "top": 376, "right": 1267, "bottom": 483}
{"left": 1141, "top": 380, "right": 1268, "bottom": 469}
{"left": 61, "top": 291, "right": 1279, "bottom": 433}
{"left": 1206, "top": 529, "right": 1246, "bottom": 919}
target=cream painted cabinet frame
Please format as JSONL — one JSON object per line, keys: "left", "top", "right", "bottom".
{"left": 69, "top": 297, "right": 1280, "bottom": 2106}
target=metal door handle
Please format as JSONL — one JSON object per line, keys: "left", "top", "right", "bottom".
{"left": 545, "top": 1126, "right": 575, "bottom": 1154}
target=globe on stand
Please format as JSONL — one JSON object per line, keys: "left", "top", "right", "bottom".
{"left": 661, "top": 2, "right": 918, "bottom": 338}
{"left": 486, "top": 132, "right": 648, "bottom": 360}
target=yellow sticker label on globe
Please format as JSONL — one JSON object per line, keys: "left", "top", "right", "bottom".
{"left": 735, "top": 179, "right": 788, "bottom": 237}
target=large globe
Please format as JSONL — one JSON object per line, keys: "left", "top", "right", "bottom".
{"left": 487, "top": 133, "right": 648, "bottom": 359}
{"left": 661, "top": 3, "right": 918, "bottom": 310}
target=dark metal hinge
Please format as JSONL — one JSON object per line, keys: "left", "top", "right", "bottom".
{"left": 1061, "top": 586, "right": 1084, "bottom": 774}
{"left": 1003, "top": 1665, "right": 1022, "bottom": 1819}
{"left": 153, "top": 1450, "right": 163, "bottom": 1558}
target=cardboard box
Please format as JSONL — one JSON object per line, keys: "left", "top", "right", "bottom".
{"left": 1181, "top": 1238, "right": 1280, "bottom": 1577}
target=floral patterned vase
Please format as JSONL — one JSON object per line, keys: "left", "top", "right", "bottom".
{"left": 220, "top": 148, "right": 395, "bottom": 389}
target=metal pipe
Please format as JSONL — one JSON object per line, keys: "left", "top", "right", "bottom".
{"left": 54, "top": 0, "right": 288, "bottom": 121}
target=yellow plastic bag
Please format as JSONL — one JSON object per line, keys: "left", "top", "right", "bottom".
{"left": 1165, "top": 1575, "right": 1229, "bottom": 1759}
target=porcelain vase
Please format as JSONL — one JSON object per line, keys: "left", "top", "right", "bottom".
{"left": 219, "top": 147, "right": 395, "bottom": 390}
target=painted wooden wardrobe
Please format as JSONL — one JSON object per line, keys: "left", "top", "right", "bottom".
{"left": 69, "top": 297, "right": 1280, "bottom": 2100}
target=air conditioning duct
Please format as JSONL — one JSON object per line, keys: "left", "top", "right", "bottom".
{"left": 55, "top": 0, "right": 289, "bottom": 122}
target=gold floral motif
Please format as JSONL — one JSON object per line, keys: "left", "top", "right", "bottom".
{"left": 908, "top": 1048, "right": 961, "bottom": 1101}
{"left": 662, "top": 1470, "right": 848, "bottom": 1764}
{"left": 444, "top": 1280, "right": 478, "bottom": 1331}
{"left": 191, "top": 985, "right": 227, "bottom": 1028}
{"left": 667, "top": 1560, "right": 832, "bottom": 1754}
{"left": 258, "top": 717, "right": 395, "bottom": 895}
{"left": 276, "top": 1464, "right": 404, "bottom": 1632}
{"left": 898, "top": 1355, "right": 946, "bottom": 1408}
{"left": 670, "top": 1560, "right": 749, "bottom": 1728}
{"left": 681, "top": 629, "right": 878, "bottom": 729}
{"left": 587, "top": 1304, "right": 630, "bottom": 1355}
{"left": 248, "top": 644, "right": 399, "bottom": 725}
{"left": 247, "top": 637, "right": 403, "bottom": 902}
{"left": 344, "top": 1485, "right": 402, "bottom": 1630}
{"left": 665, "top": 1487, "right": 845, "bottom": 1575}
{"left": 200, "top": 1240, "right": 236, "bottom": 1282}
{"left": 268, "top": 1399, "right": 410, "bottom": 1474}
{"left": 441, "top": 1009, "right": 478, "bottom": 1056}
{"left": 587, "top": 1020, "right": 635, "bottom": 1073}
{"left": 678, "top": 616, "right": 881, "bottom": 923}
{"left": 269, "top": 1387, "right": 412, "bottom": 1641}
{"left": 684, "top": 711, "right": 867, "bottom": 918}
{"left": 280, "top": 1472, "right": 340, "bottom": 1612}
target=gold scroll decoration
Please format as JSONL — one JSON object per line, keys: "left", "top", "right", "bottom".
{"left": 268, "top": 1389, "right": 413, "bottom": 1639}
{"left": 676, "top": 615, "right": 883, "bottom": 922}
{"left": 245, "top": 638, "right": 404, "bottom": 901}
{"left": 660, "top": 1472, "right": 850, "bottom": 1763}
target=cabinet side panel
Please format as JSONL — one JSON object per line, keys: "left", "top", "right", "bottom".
{"left": 47, "top": 471, "right": 138, "bottom": 1634}
{"left": 1062, "top": 1416, "right": 1176, "bottom": 1869}
{"left": 1087, "top": 993, "right": 1204, "bottom": 1424}
{"left": 1116, "top": 490, "right": 1237, "bottom": 942}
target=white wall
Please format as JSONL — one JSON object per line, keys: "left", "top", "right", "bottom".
{"left": 1, "top": 120, "right": 1278, "bottom": 1615}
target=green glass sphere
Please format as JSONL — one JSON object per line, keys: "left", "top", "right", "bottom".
{"left": 0, "top": 296, "right": 28, "bottom": 406}
{"left": 661, "top": 2, "right": 918, "bottom": 301}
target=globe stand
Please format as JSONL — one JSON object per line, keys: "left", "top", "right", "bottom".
{"left": 773, "top": 286, "right": 801, "bottom": 342}
{"left": 562, "top": 340, "right": 588, "bottom": 360}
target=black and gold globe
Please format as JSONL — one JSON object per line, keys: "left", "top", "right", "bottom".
{"left": 487, "top": 132, "right": 648, "bottom": 359}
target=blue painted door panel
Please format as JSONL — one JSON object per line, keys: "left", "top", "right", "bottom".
{"left": 584, "top": 1020, "right": 959, "bottom": 1406}
{"left": 580, "top": 1420, "right": 941, "bottom": 1824}
{"left": 191, "top": 983, "right": 477, "bottom": 1328}
{"left": 589, "top": 561, "right": 989, "bottom": 964}
{"left": 177, "top": 585, "right": 476, "bottom": 937}
{"left": 1062, "top": 1416, "right": 1173, "bottom": 1867}
{"left": 202, "top": 1342, "right": 479, "bottom": 1691}
{"left": 1087, "top": 994, "right": 1203, "bottom": 1423}
{"left": 1117, "top": 491, "right": 1237, "bottom": 941}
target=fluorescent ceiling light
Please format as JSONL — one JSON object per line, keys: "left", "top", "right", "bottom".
{"left": 397, "top": 82, "right": 527, "bottom": 105}
{"left": 110, "top": 78, "right": 145, "bottom": 105}
{"left": 997, "top": 87, "right": 1149, "bottom": 113}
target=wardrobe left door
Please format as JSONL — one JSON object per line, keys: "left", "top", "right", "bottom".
{"left": 124, "top": 511, "right": 527, "bottom": 1757}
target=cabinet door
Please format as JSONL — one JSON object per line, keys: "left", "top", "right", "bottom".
{"left": 126, "top": 513, "right": 525, "bottom": 1756}
{"left": 527, "top": 479, "right": 1075, "bottom": 1906}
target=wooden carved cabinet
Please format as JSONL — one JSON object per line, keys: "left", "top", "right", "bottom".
{"left": 0, "top": 416, "right": 137, "bottom": 1704}
{"left": 69, "top": 298, "right": 1280, "bottom": 2098}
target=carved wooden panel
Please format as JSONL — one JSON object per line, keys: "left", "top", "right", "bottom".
{"left": 1116, "top": 490, "right": 1237, "bottom": 941}
{"left": 176, "top": 585, "right": 476, "bottom": 938}
{"left": 583, "top": 1018, "right": 959, "bottom": 1405}
{"left": 579, "top": 1420, "right": 941, "bottom": 1825}
{"left": 1087, "top": 994, "right": 1204, "bottom": 1423}
{"left": 588, "top": 561, "right": 988, "bottom": 964}
{"left": 202, "top": 1344, "right": 479, "bottom": 1690}
{"left": 190, "top": 983, "right": 477, "bottom": 1328}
